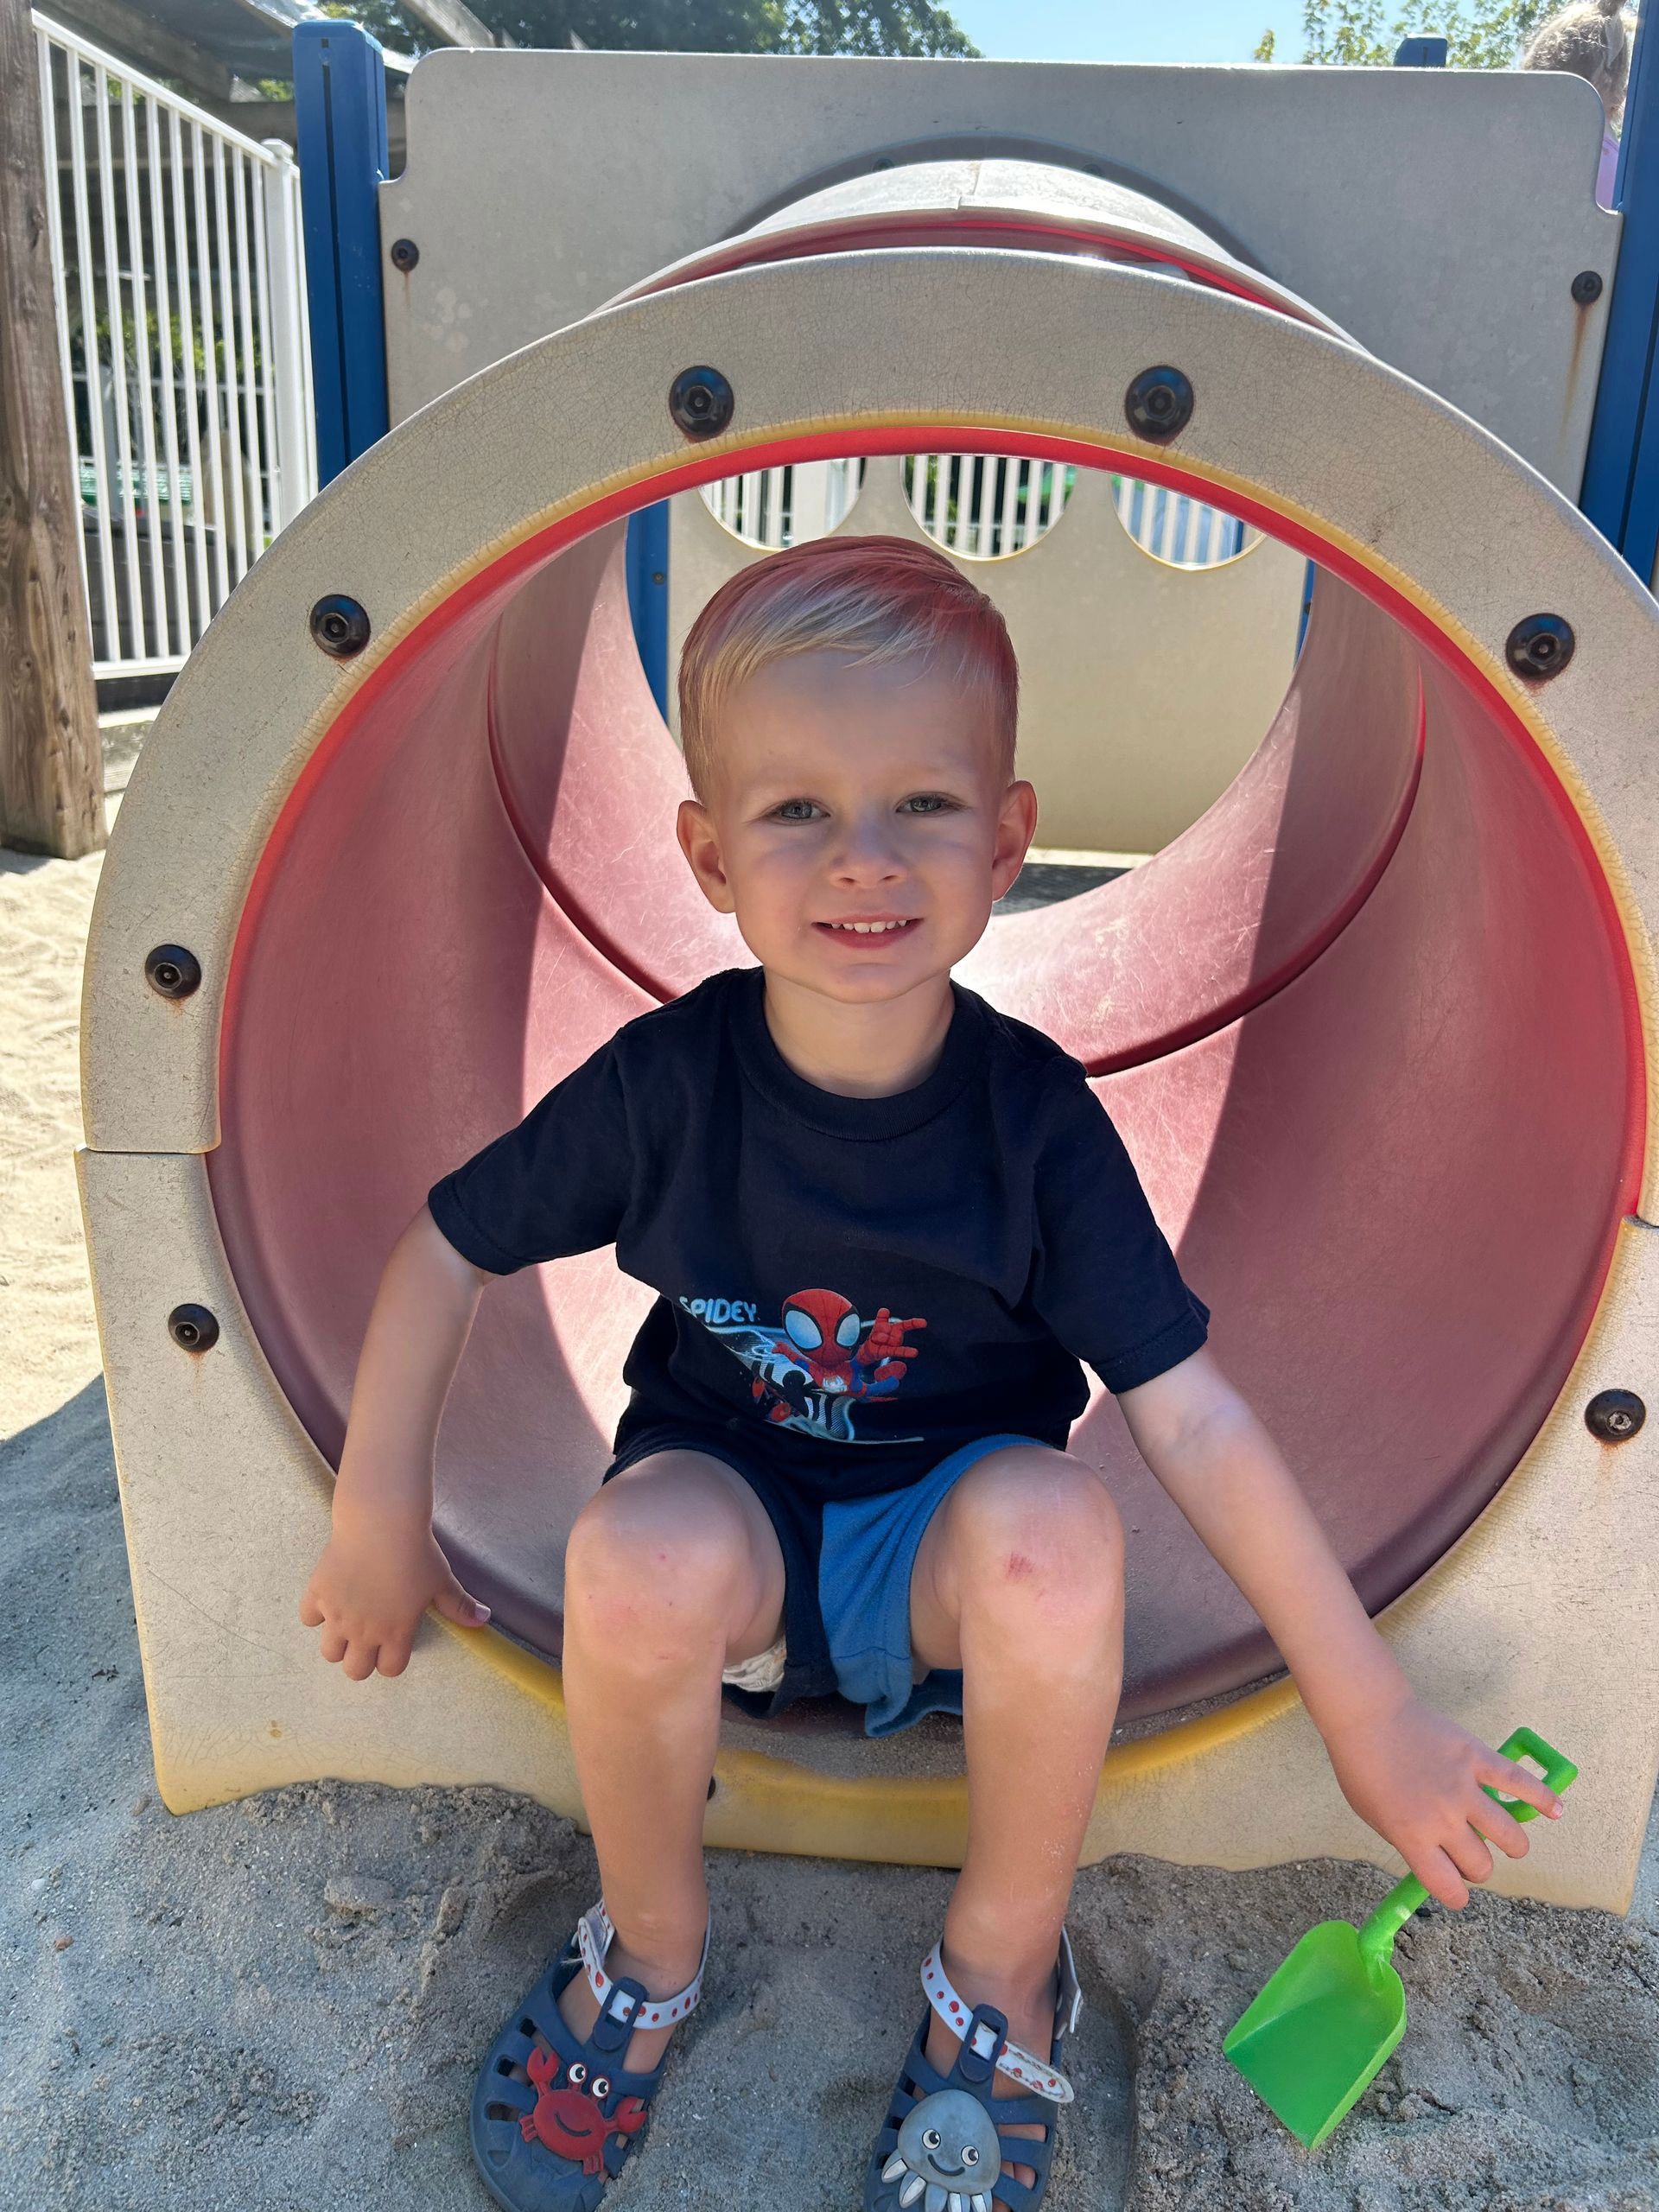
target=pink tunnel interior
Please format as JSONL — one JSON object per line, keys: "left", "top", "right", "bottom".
{"left": 207, "top": 450, "right": 1639, "bottom": 1727}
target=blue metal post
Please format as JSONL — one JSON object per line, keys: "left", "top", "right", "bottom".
{"left": 1581, "top": 3, "right": 1659, "bottom": 578}
{"left": 626, "top": 504, "right": 671, "bottom": 716}
{"left": 1295, "top": 563, "right": 1317, "bottom": 658}
{"left": 293, "top": 22, "right": 390, "bottom": 485}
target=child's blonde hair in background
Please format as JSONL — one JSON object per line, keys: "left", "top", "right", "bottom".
{"left": 677, "top": 535, "right": 1019, "bottom": 800}
{"left": 1522, "top": 0, "right": 1635, "bottom": 122}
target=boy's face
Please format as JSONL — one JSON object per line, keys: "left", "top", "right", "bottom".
{"left": 676, "top": 649, "right": 1037, "bottom": 1006}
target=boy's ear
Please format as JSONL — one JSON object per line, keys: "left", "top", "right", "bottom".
{"left": 990, "top": 779, "right": 1039, "bottom": 903}
{"left": 677, "top": 798, "right": 736, "bottom": 913}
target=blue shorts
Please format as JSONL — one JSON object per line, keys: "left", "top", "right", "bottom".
{"left": 601, "top": 1427, "right": 1043, "bottom": 1735}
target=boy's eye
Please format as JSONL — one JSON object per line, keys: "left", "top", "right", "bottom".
{"left": 770, "top": 798, "right": 823, "bottom": 823}
{"left": 900, "top": 793, "right": 958, "bottom": 815}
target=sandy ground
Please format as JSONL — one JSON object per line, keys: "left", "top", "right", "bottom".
{"left": 5, "top": 838, "right": 1659, "bottom": 2212}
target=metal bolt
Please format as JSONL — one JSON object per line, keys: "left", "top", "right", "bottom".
{"left": 390, "top": 238, "right": 420, "bottom": 273}
{"left": 168, "top": 1304, "right": 220, "bottom": 1354}
{"left": 668, "top": 366, "right": 734, "bottom": 442}
{"left": 309, "top": 594, "right": 372, "bottom": 658}
{"left": 1571, "top": 270, "right": 1603, "bottom": 306}
{"left": 1504, "top": 612, "right": 1575, "bottom": 682}
{"left": 144, "top": 944, "right": 201, "bottom": 1000}
{"left": 1125, "top": 365, "right": 1194, "bottom": 442}
{"left": 1586, "top": 1389, "right": 1646, "bottom": 1443}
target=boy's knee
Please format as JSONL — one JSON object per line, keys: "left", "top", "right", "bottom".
{"left": 949, "top": 1451, "right": 1123, "bottom": 1632}
{"left": 564, "top": 1477, "right": 751, "bottom": 1650}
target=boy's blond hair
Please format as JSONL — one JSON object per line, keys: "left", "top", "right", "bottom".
{"left": 677, "top": 534, "right": 1019, "bottom": 799}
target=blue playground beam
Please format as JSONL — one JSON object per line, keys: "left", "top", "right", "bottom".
{"left": 292, "top": 19, "right": 671, "bottom": 684}
{"left": 293, "top": 22, "right": 390, "bottom": 485}
{"left": 626, "top": 502, "right": 671, "bottom": 718}
{"left": 1582, "top": 1, "right": 1659, "bottom": 582}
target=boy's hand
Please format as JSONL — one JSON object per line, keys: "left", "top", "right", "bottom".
{"left": 1323, "top": 1694, "right": 1565, "bottom": 1910}
{"left": 299, "top": 1512, "right": 490, "bottom": 1682}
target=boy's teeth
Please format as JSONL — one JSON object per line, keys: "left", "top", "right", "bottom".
{"left": 832, "top": 920, "right": 906, "bottom": 933}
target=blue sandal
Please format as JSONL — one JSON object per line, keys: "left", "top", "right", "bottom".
{"left": 864, "top": 1933, "right": 1084, "bottom": 2212}
{"left": 470, "top": 1901, "right": 707, "bottom": 2211}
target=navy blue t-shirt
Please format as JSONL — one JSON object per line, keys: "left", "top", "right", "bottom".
{"left": 428, "top": 968, "right": 1208, "bottom": 1501}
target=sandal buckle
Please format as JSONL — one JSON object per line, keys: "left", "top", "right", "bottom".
{"left": 918, "top": 1939, "right": 1078, "bottom": 2106}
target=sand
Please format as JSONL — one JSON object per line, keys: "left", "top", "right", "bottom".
{"left": 5, "top": 840, "right": 1659, "bottom": 2212}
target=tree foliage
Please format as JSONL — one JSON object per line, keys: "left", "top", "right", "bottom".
{"left": 316, "top": 0, "right": 429, "bottom": 55}
{"left": 1253, "top": 0, "right": 1559, "bottom": 66}
{"left": 319, "top": 0, "right": 976, "bottom": 60}
{"left": 775, "top": 0, "right": 976, "bottom": 53}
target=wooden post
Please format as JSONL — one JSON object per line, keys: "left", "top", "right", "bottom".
{"left": 0, "top": 0, "right": 103, "bottom": 858}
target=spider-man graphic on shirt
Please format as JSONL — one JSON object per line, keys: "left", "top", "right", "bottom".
{"left": 680, "top": 1287, "right": 927, "bottom": 1444}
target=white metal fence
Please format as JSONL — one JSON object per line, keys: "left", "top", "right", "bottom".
{"left": 34, "top": 15, "right": 318, "bottom": 679}
{"left": 701, "top": 451, "right": 1258, "bottom": 569}
{"left": 1113, "top": 475, "right": 1253, "bottom": 566}
{"left": 700, "top": 457, "right": 865, "bottom": 547}
{"left": 905, "top": 452, "right": 1072, "bottom": 558}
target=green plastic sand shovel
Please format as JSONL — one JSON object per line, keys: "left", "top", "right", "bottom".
{"left": 1223, "top": 1725, "right": 1578, "bottom": 2151}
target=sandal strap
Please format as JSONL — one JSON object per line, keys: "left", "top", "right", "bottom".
{"left": 577, "top": 1901, "right": 709, "bottom": 2031}
{"left": 919, "top": 1932, "right": 1083, "bottom": 2105}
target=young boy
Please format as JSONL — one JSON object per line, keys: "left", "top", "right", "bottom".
{"left": 300, "top": 536, "right": 1562, "bottom": 2212}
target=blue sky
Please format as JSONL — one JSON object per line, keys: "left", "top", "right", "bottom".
{"left": 949, "top": 2, "right": 1303, "bottom": 65}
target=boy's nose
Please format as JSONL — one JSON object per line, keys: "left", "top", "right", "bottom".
{"left": 827, "top": 816, "right": 906, "bottom": 883}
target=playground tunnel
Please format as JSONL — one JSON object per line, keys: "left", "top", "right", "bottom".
{"left": 186, "top": 162, "right": 1644, "bottom": 1739}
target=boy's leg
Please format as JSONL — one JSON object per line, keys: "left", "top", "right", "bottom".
{"left": 556, "top": 1448, "right": 786, "bottom": 2069}
{"left": 907, "top": 1445, "right": 1125, "bottom": 2196}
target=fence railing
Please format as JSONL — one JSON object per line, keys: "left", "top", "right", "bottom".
{"left": 905, "top": 452, "right": 1071, "bottom": 558}
{"left": 700, "top": 451, "right": 1257, "bottom": 569}
{"left": 34, "top": 15, "right": 317, "bottom": 679}
{"left": 1113, "top": 475, "right": 1253, "bottom": 566}
{"left": 699, "top": 457, "right": 865, "bottom": 548}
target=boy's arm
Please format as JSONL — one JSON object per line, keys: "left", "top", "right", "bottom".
{"left": 332, "top": 1205, "right": 489, "bottom": 1523}
{"left": 298, "top": 1205, "right": 495, "bottom": 1681}
{"left": 300, "top": 1032, "right": 636, "bottom": 1677}
{"left": 1116, "top": 1346, "right": 1565, "bottom": 1907}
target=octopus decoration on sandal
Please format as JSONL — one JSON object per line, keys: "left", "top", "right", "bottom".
{"left": 519, "top": 2048, "right": 648, "bottom": 2174}
{"left": 879, "top": 2088, "right": 1002, "bottom": 2212}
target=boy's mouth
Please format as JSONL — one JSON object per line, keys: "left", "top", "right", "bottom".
{"left": 815, "top": 917, "right": 920, "bottom": 940}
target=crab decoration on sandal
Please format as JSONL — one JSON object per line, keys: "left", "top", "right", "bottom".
{"left": 520, "top": 2047, "right": 648, "bottom": 2175}
{"left": 519, "top": 2035, "right": 650, "bottom": 2177}
{"left": 879, "top": 2087, "right": 1002, "bottom": 2212}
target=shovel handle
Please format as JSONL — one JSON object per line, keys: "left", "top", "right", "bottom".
{"left": 1357, "top": 1726, "right": 1578, "bottom": 1967}
{"left": 1484, "top": 1725, "right": 1579, "bottom": 1823}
